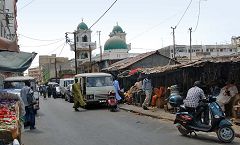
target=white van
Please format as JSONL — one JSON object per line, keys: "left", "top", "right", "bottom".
{"left": 59, "top": 78, "right": 74, "bottom": 99}
{"left": 74, "top": 73, "right": 114, "bottom": 104}
{"left": 3, "top": 76, "right": 40, "bottom": 112}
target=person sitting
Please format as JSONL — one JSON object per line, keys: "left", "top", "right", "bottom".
{"left": 183, "top": 81, "right": 209, "bottom": 125}
{"left": 132, "top": 78, "right": 143, "bottom": 105}
{"left": 151, "top": 87, "right": 166, "bottom": 111}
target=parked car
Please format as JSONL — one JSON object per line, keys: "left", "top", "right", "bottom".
{"left": 48, "top": 82, "right": 61, "bottom": 98}
{"left": 59, "top": 78, "right": 74, "bottom": 99}
{"left": 65, "top": 84, "right": 73, "bottom": 103}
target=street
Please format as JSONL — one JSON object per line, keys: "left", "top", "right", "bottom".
{"left": 22, "top": 96, "right": 240, "bottom": 145}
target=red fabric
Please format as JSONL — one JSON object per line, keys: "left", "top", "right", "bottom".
{"left": 129, "top": 68, "right": 142, "bottom": 75}
{"left": 151, "top": 87, "right": 166, "bottom": 107}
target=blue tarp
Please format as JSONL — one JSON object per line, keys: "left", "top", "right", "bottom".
{"left": 0, "top": 51, "right": 37, "bottom": 72}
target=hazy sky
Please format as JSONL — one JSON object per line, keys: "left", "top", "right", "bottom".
{"left": 17, "top": 0, "right": 240, "bottom": 68}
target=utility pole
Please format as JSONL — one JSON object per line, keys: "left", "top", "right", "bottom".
{"left": 97, "top": 31, "right": 102, "bottom": 61}
{"left": 54, "top": 57, "right": 57, "bottom": 79}
{"left": 65, "top": 31, "right": 78, "bottom": 74}
{"left": 189, "top": 27, "right": 192, "bottom": 61}
{"left": 74, "top": 32, "right": 78, "bottom": 74}
{"left": 89, "top": 44, "right": 92, "bottom": 73}
{"left": 171, "top": 26, "right": 176, "bottom": 60}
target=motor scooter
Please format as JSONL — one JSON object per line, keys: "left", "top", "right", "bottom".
{"left": 107, "top": 91, "right": 118, "bottom": 112}
{"left": 169, "top": 95, "right": 235, "bottom": 143}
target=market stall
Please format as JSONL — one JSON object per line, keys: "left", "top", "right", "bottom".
{"left": 0, "top": 91, "right": 24, "bottom": 144}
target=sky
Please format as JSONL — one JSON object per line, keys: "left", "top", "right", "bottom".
{"left": 16, "top": 0, "right": 240, "bottom": 68}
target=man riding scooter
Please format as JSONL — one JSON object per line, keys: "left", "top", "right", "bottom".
{"left": 183, "top": 81, "right": 209, "bottom": 125}
{"left": 169, "top": 81, "right": 235, "bottom": 143}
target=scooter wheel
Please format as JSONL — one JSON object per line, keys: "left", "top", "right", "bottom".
{"left": 217, "top": 126, "right": 235, "bottom": 143}
{"left": 178, "top": 126, "right": 190, "bottom": 136}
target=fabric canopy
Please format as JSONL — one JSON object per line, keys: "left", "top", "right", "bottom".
{"left": 0, "top": 37, "right": 19, "bottom": 52}
{"left": 0, "top": 51, "right": 37, "bottom": 72}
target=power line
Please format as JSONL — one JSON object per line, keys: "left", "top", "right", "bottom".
{"left": 20, "top": 39, "right": 65, "bottom": 47}
{"left": 19, "top": 34, "right": 64, "bottom": 42}
{"left": 89, "top": 0, "right": 118, "bottom": 29}
{"left": 48, "top": 42, "right": 66, "bottom": 54}
{"left": 193, "top": 0, "right": 202, "bottom": 32}
{"left": 175, "top": 0, "right": 193, "bottom": 28}
{"left": 58, "top": 42, "right": 66, "bottom": 56}
{"left": 65, "top": 0, "right": 118, "bottom": 74}
{"left": 129, "top": 13, "right": 178, "bottom": 41}
{"left": 19, "top": 0, "right": 37, "bottom": 11}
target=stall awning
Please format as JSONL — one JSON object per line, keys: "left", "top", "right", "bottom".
{"left": 0, "top": 51, "right": 37, "bottom": 72}
{"left": 0, "top": 37, "right": 19, "bottom": 52}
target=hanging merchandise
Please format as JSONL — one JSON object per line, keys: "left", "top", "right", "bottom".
{"left": 129, "top": 68, "right": 143, "bottom": 76}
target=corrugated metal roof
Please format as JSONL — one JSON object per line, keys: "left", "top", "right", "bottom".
{"left": 141, "top": 55, "right": 240, "bottom": 75}
{"left": 103, "top": 50, "right": 178, "bottom": 71}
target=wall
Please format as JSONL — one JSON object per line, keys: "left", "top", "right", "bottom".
{"left": 130, "top": 54, "right": 176, "bottom": 69}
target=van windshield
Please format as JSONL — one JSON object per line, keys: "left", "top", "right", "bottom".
{"left": 4, "top": 81, "right": 25, "bottom": 89}
{"left": 87, "top": 76, "right": 112, "bottom": 87}
{"left": 65, "top": 80, "right": 74, "bottom": 86}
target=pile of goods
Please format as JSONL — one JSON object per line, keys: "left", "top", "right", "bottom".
{"left": 0, "top": 99, "right": 18, "bottom": 132}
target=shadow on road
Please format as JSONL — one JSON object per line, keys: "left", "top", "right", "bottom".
{"left": 179, "top": 133, "right": 239, "bottom": 144}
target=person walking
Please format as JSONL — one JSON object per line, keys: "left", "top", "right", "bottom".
{"left": 72, "top": 79, "right": 86, "bottom": 111}
{"left": 142, "top": 75, "right": 153, "bottom": 110}
{"left": 47, "top": 85, "right": 52, "bottom": 98}
{"left": 20, "top": 81, "right": 36, "bottom": 130}
{"left": 52, "top": 85, "right": 57, "bottom": 99}
{"left": 113, "top": 77, "right": 122, "bottom": 102}
{"left": 42, "top": 85, "right": 47, "bottom": 99}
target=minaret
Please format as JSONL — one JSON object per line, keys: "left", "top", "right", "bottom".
{"left": 74, "top": 20, "right": 96, "bottom": 60}
{"left": 109, "top": 22, "right": 127, "bottom": 42}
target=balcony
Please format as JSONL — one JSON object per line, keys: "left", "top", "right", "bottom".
{"left": 70, "top": 42, "right": 96, "bottom": 51}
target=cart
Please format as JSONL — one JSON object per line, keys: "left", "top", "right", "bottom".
{"left": 0, "top": 92, "right": 22, "bottom": 145}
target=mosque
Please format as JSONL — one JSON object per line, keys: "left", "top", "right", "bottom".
{"left": 71, "top": 21, "right": 137, "bottom": 73}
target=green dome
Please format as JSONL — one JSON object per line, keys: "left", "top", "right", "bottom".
{"left": 112, "top": 25, "right": 123, "bottom": 33}
{"left": 77, "top": 22, "right": 88, "bottom": 30}
{"left": 104, "top": 36, "right": 127, "bottom": 51}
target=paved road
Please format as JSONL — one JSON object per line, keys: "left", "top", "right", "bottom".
{"left": 22, "top": 96, "right": 240, "bottom": 145}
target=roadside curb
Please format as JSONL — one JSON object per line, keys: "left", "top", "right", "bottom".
{"left": 119, "top": 107, "right": 175, "bottom": 121}
{"left": 119, "top": 106, "right": 240, "bottom": 138}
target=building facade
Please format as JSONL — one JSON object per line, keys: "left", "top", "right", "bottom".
{"left": 159, "top": 44, "right": 237, "bottom": 63}
{"left": 28, "top": 67, "right": 41, "bottom": 83}
{"left": 0, "top": 0, "right": 18, "bottom": 88}
{"left": 39, "top": 54, "right": 70, "bottom": 83}
{"left": 0, "top": 0, "right": 18, "bottom": 40}
{"left": 231, "top": 36, "right": 240, "bottom": 52}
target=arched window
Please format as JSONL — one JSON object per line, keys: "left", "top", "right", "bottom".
{"left": 80, "top": 52, "right": 88, "bottom": 59}
{"left": 82, "top": 35, "right": 88, "bottom": 42}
